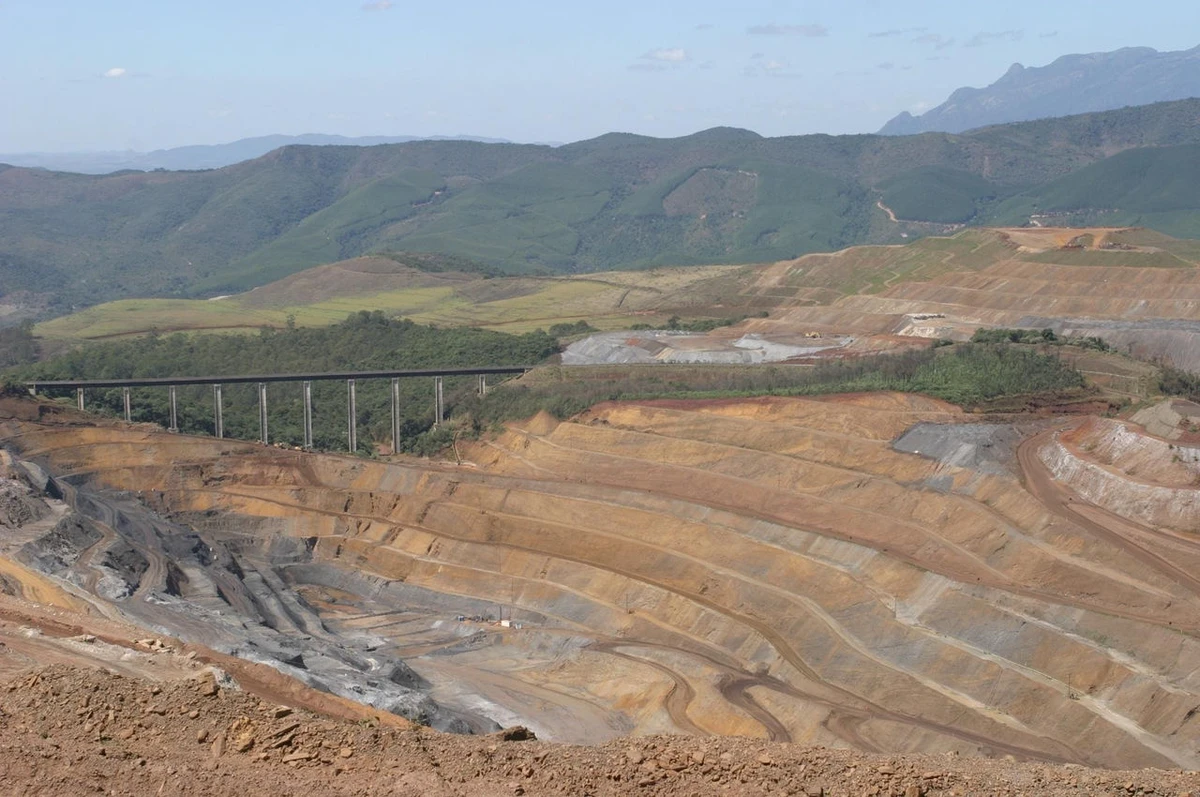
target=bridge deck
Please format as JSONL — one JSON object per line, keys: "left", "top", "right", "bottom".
{"left": 28, "top": 366, "right": 530, "bottom": 391}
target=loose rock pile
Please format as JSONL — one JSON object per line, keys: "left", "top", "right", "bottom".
{"left": 1, "top": 665, "right": 1198, "bottom": 796}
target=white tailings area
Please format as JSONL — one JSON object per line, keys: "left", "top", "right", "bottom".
{"left": 562, "top": 330, "right": 851, "bottom": 365}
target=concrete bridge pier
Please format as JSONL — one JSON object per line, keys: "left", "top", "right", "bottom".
{"left": 213, "top": 384, "right": 224, "bottom": 439}
{"left": 391, "top": 377, "right": 401, "bottom": 454}
{"left": 168, "top": 386, "right": 179, "bottom": 432}
{"left": 347, "top": 379, "right": 357, "bottom": 453}
{"left": 434, "top": 376, "right": 444, "bottom": 427}
{"left": 26, "top": 366, "right": 529, "bottom": 449}
{"left": 257, "top": 382, "right": 268, "bottom": 445}
{"left": 302, "top": 381, "right": 313, "bottom": 450}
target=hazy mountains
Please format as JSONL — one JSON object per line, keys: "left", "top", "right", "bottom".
{"left": 0, "top": 134, "right": 514, "bottom": 174}
{"left": 4, "top": 99, "right": 1200, "bottom": 316}
{"left": 881, "top": 44, "right": 1200, "bottom": 135}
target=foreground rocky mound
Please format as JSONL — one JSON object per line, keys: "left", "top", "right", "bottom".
{"left": 3, "top": 665, "right": 1198, "bottom": 797}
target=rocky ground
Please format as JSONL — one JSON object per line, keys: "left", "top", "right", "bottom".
{"left": 2, "top": 664, "right": 1199, "bottom": 797}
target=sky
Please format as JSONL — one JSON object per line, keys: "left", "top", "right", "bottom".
{"left": 2, "top": 0, "right": 1198, "bottom": 152}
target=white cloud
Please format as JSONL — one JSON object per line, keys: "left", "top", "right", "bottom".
{"left": 965, "top": 29, "right": 1024, "bottom": 47}
{"left": 746, "top": 57, "right": 802, "bottom": 79}
{"left": 642, "top": 48, "right": 689, "bottom": 62}
{"left": 870, "top": 27, "right": 927, "bottom": 38}
{"left": 361, "top": 1, "right": 393, "bottom": 10}
{"left": 747, "top": 23, "right": 828, "bottom": 37}
{"left": 103, "top": 67, "right": 127, "bottom": 79}
{"left": 912, "top": 33, "right": 955, "bottom": 50}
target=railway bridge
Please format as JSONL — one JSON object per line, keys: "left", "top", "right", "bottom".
{"left": 26, "top": 366, "right": 530, "bottom": 452}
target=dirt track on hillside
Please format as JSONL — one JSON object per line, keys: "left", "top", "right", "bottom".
{"left": 1018, "top": 425, "right": 1200, "bottom": 600}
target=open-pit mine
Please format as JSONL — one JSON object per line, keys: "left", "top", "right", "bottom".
{"left": 4, "top": 387, "right": 1200, "bottom": 777}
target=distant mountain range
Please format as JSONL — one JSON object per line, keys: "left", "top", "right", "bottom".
{"left": 0, "top": 134, "right": 516, "bottom": 174}
{"left": 4, "top": 99, "right": 1200, "bottom": 318}
{"left": 881, "top": 44, "right": 1200, "bottom": 135}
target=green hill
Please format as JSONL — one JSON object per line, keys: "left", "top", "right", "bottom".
{"left": 7, "top": 99, "right": 1200, "bottom": 316}
{"left": 988, "top": 144, "right": 1200, "bottom": 236}
{"left": 878, "top": 167, "right": 1004, "bottom": 223}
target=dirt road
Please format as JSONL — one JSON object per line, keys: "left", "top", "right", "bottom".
{"left": 1017, "top": 426, "right": 1200, "bottom": 603}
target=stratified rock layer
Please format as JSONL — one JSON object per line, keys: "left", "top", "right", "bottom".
{"left": 3, "top": 394, "right": 1200, "bottom": 770}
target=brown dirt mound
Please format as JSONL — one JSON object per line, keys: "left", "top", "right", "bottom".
{"left": 3, "top": 664, "right": 1198, "bottom": 797}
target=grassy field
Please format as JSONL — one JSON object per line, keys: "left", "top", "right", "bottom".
{"left": 35, "top": 226, "right": 1200, "bottom": 346}
{"left": 35, "top": 263, "right": 756, "bottom": 341}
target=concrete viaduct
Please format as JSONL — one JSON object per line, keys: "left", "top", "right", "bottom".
{"left": 26, "top": 366, "right": 530, "bottom": 452}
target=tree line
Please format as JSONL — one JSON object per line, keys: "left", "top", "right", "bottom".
{"left": 459, "top": 343, "right": 1089, "bottom": 426}
{"left": 11, "top": 312, "right": 559, "bottom": 454}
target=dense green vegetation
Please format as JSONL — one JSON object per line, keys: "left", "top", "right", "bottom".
{"left": 970, "top": 327, "right": 1112, "bottom": 350}
{"left": 459, "top": 344, "right": 1089, "bottom": 426}
{"left": 990, "top": 143, "right": 1200, "bottom": 237}
{"left": 7, "top": 99, "right": 1200, "bottom": 315}
{"left": 376, "top": 251, "right": 505, "bottom": 277}
{"left": 11, "top": 313, "right": 559, "bottom": 454}
{"left": 878, "top": 167, "right": 1003, "bottom": 223}
{"left": 546, "top": 320, "right": 597, "bottom": 337}
{"left": 0, "top": 323, "right": 39, "bottom": 367}
{"left": 1159, "top": 365, "right": 1200, "bottom": 403}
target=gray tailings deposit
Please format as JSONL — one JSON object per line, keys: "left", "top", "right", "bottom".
{"left": 562, "top": 330, "right": 852, "bottom": 365}
{"left": 0, "top": 454, "right": 495, "bottom": 734}
{"left": 892, "top": 422, "right": 1031, "bottom": 490}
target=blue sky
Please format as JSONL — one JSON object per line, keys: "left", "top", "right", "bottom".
{"left": 2, "top": 0, "right": 1198, "bottom": 151}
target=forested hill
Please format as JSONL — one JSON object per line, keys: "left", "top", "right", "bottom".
{"left": 4, "top": 98, "right": 1200, "bottom": 315}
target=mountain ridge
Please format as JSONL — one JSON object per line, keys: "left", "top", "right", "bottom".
{"left": 5, "top": 98, "right": 1200, "bottom": 319}
{"left": 0, "top": 133, "right": 518, "bottom": 174}
{"left": 881, "top": 44, "right": 1200, "bottom": 135}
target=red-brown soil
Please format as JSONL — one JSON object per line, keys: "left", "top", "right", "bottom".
{"left": 3, "top": 664, "right": 1199, "bottom": 797}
